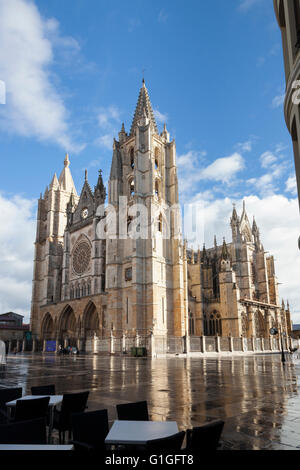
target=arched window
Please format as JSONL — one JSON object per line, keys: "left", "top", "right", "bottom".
{"left": 189, "top": 310, "right": 195, "bottom": 336}
{"left": 129, "top": 179, "right": 135, "bottom": 197}
{"left": 87, "top": 281, "right": 91, "bottom": 296}
{"left": 204, "top": 311, "right": 222, "bottom": 336}
{"left": 158, "top": 213, "right": 162, "bottom": 232}
{"left": 155, "top": 180, "right": 159, "bottom": 198}
{"left": 130, "top": 148, "right": 134, "bottom": 169}
{"left": 154, "top": 148, "right": 160, "bottom": 171}
{"left": 82, "top": 283, "right": 87, "bottom": 297}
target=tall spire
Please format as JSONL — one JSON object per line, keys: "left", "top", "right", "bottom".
{"left": 130, "top": 80, "right": 158, "bottom": 135}
{"left": 58, "top": 153, "right": 77, "bottom": 195}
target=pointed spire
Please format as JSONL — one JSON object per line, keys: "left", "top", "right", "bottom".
{"left": 130, "top": 81, "right": 158, "bottom": 135}
{"left": 221, "top": 237, "right": 229, "bottom": 260}
{"left": 64, "top": 153, "right": 70, "bottom": 168}
{"left": 49, "top": 173, "right": 59, "bottom": 189}
{"left": 287, "top": 300, "right": 290, "bottom": 311}
{"left": 282, "top": 299, "right": 285, "bottom": 310}
{"left": 214, "top": 235, "right": 217, "bottom": 249}
{"left": 232, "top": 203, "right": 238, "bottom": 220}
{"left": 94, "top": 169, "right": 106, "bottom": 204}
{"left": 85, "top": 169, "right": 88, "bottom": 182}
{"left": 58, "top": 154, "right": 77, "bottom": 195}
{"left": 252, "top": 216, "right": 257, "bottom": 231}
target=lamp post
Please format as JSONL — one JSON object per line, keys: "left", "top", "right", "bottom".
{"left": 270, "top": 327, "right": 285, "bottom": 363}
{"left": 279, "top": 326, "right": 286, "bottom": 363}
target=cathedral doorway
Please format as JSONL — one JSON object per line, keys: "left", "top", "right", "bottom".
{"left": 41, "top": 313, "right": 54, "bottom": 340}
{"left": 82, "top": 302, "right": 100, "bottom": 338}
{"left": 58, "top": 305, "right": 77, "bottom": 347}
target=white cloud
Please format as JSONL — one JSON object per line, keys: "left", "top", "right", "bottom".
{"left": 153, "top": 108, "right": 168, "bottom": 124}
{"left": 238, "top": 0, "right": 265, "bottom": 12}
{"left": 235, "top": 140, "right": 254, "bottom": 153}
{"left": 98, "top": 106, "right": 121, "bottom": 129}
{"left": 272, "top": 93, "right": 285, "bottom": 109}
{"left": 260, "top": 151, "right": 277, "bottom": 168}
{"left": 95, "top": 105, "right": 122, "bottom": 150}
{"left": 285, "top": 176, "right": 298, "bottom": 196}
{"left": 200, "top": 153, "right": 245, "bottom": 183}
{"left": 184, "top": 194, "right": 300, "bottom": 323}
{"left": 0, "top": 0, "right": 84, "bottom": 153}
{"left": 94, "top": 133, "right": 114, "bottom": 150}
{"left": 158, "top": 9, "right": 168, "bottom": 23}
{"left": 0, "top": 193, "right": 36, "bottom": 323}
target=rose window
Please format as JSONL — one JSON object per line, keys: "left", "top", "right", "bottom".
{"left": 72, "top": 241, "right": 91, "bottom": 274}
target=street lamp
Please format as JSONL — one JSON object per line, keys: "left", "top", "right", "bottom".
{"left": 270, "top": 327, "right": 285, "bottom": 363}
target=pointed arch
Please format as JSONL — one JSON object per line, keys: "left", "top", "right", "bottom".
{"left": 58, "top": 305, "right": 77, "bottom": 346}
{"left": 82, "top": 301, "right": 101, "bottom": 338}
{"left": 41, "top": 313, "right": 54, "bottom": 340}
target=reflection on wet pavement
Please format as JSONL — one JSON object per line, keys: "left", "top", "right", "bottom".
{"left": 1, "top": 353, "right": 300, "bottom": 450}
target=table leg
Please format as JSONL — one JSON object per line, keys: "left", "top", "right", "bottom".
{"left": 48, "top": 407, "right": 54, "bottom": 444}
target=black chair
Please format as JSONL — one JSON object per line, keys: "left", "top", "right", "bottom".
{"left": 185, "top": 420, "right": 225, "bottom": 453}
{"left": 116, "top": 401, "right": 149, "bottom": 421}
{"left": 31, "top": 384, "right": 56, "bottom": 396}
{"left": 0, "top": 387, "right": 22, "bottom": 423}
{"left": 0, "top": 417, "right": 47, "bottom": 444}
{"left": 14, "top": 397, "right": 50, "bottom": 423}
{"left": 145, "top": 431, "right": 185, "bottom": 454}
{"left": 53, "top": 391, "right": 89, "bottom": 444}
{"left": 71, "top": 409, "right": 109, "bottom": 453}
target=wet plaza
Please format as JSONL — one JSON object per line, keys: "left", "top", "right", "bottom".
{"left": 1, "top": 352, "right": 300, "bottom": 451}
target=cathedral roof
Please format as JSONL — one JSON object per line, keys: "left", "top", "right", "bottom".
{"left": 130, "top": 80, "right": 158, "bottom": 135}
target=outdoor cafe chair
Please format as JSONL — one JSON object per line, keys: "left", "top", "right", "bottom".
{"left": 185, "top": 420, "right": 225, "bottom": 453}
{"left": 116, "top": 401, "right": 149, "bottom": 421}
{"left": 71, "top": 409, "right": 109, "bottom": 453}
{"left": 31, "top": 384, "right": 56, "bottom": 396}
{"left": 0, "top": 387, "right": 22, "bottom": 423}
{"left": 145, "top": 431, "right": 186, "bottom": 454}
{"left": 53, "top": 391, "right": 89, "bottom": 444}
{"left": 0, "top": 417, "right": 47, "bottom": 444}
{"left": 13, "top": 396, "right": 50, "bottom": 423}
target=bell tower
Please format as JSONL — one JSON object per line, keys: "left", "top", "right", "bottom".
{"left": 106, "top": 80, "right": 188, "bottom": 338}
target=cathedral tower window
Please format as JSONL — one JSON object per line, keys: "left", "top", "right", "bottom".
{"left": 129, "top": 179, "right": 135, "bottom": 197}
{"left": 158, "top": 213, "right": 162, "bottom": 232}
{"left": 130, "top": 148, "right": 134, "bottom": 169}
{"left": 154, "top": 147, "right": 160, "bottom": 171}
{"left": 155, "top": 180, "right": 160, "bottom": 198}
{"left": 189, "top": 310, "right": 195, "bottom": 336}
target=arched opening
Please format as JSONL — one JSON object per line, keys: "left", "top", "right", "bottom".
{"left": 154, "top": 148, "right": 160, "bottom": 171}
{"left": 204, "top": 310, "right": 222, "bottom": 336}
{"left": 130, "top": 148, "right": 134, "bottom": 169}
{"left": 255, "top": 310, "right": 266, "bottom": 337}
{"left": 82, "top": 302, "right": 100, "bottom": 339}
{"left": 155, "top": 180, "right": 160, "bottom": 198}
{"left": 58, "top": 305, "right": 77, "bottom": 347}
{"left": 158, "top": 213, "right": 162, "bottom": 232}
{"left": 189, "top": 310, "right": 195, "bottom": 336}
{"left": 129, "top": 179, "right": 135, "bottom": 197}
{"left": 41, "top": 313, "right": 54, "bottom": 340}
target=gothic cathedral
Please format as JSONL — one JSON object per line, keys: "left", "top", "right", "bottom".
{"left": 30, "top": 81, "right": 292, "bottom": 353}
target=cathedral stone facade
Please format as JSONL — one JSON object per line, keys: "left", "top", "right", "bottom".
{"left": 30, "top": 81, "right": 292, "bottom": 354}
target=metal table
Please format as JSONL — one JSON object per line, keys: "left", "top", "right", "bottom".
{"left": 105, "top": 420, "right": 179, "bottom": 446}
{"left": 6, "top": 395, "right": 63, "bottom": 443}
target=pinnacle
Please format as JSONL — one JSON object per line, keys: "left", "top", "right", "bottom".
{"left": 130, "top": 82, "right": 158, "bottom": 135}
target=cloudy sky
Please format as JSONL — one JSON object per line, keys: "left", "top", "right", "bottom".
{"left": 0, "top": 0, "right": 299, "bottom": 324}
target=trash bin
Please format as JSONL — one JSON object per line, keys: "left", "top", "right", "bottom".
{"left": 136, "top": 347, "right": 147, "bottom": 357}
{"left": 131, "top": 347, "right": 137, "bottom": 357}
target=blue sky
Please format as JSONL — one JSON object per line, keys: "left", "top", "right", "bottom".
{"left": 0, "top": 0, "right": 299, "bottom": 322}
